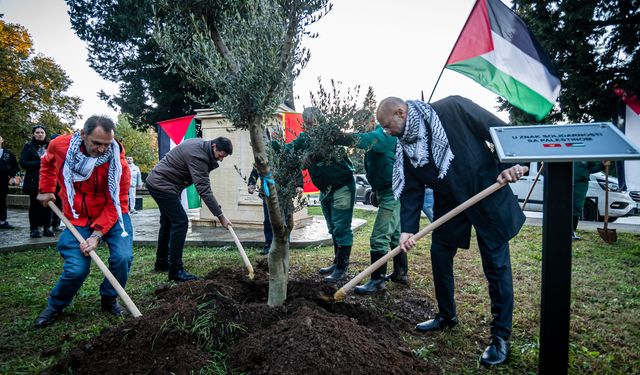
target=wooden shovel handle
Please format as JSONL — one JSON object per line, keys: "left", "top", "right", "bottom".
{"left": 334, "top": 167, "right": 527, "bottom": 301}
{"left": 48, "top": 201, "right": 142, "bottom": 318}
{"left": 228, "top": 226, "right": 255, "bottom": 280}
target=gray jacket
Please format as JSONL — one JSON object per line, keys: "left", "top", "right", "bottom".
{"left": 146, "top": 138, "right": 223, "bottom": 217}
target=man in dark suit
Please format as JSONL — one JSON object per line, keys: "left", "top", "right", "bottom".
{"left": 376, "top": 96, "right": 525, "bottom": 367}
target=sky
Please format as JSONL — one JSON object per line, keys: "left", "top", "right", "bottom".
{"left": 0, "top": 0, "right": 510, "bottom": 129}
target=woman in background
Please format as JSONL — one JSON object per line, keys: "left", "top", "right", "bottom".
{"left": 20, "top": 125, "right": 52, "bottom": 238}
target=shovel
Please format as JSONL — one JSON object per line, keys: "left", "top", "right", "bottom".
{"left": 521, "top": 162, "right": 544, "bottom": 211}
{"left": 325, "top": 167, "right": 528, "bottom": 302}
{"left": 228, "top": 226, "right": 255, "bottom": 279}
{"left": 597, "top": 161, "right": 617, "bottom": 244}
{"left": 48, "top": 201, "right": 142, "bottom": 317}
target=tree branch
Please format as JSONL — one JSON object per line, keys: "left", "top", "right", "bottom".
{"left": 208, "top": 22, "right": 239, "bottom": 75}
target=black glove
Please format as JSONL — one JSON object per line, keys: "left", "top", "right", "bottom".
{"left": 370, "top": 190, "right": 379, "bottom": 207}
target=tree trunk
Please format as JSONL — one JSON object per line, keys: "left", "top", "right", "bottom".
{"left": 267, "top": 235, "right": 289, "bottom": 306}
{"left": 248, "top": 118, "right": 291, "bottom": 306}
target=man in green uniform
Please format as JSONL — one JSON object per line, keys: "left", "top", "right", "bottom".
{"left": 290, "top": 108, "right": 355, "bottom": 283}
{"left": 336, "top": 109, "right": 407, "bottom": 294}
{"left": 572, "top": 161, "right": 604, "bottom": 240}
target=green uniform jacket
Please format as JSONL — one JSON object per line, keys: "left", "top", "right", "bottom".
{"left": 351, "top": 125, "right": 396, "bottom": 192}
{"left": 289, "top": 132, "right": 354, "bottom": 191}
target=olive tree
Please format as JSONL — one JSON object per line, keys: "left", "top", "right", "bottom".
{"left": 152, "top": 0, "right": 330, "bottom": 306}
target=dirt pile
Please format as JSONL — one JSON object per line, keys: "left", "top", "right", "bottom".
{"left": 44, "top": 261, "right": 437, "bottom": 374}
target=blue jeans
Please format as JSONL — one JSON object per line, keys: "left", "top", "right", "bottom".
{"left": 422, "top": 188, "right": 434, "bottom": 222}
{"left": 47, "top": 214, "right": 133, "bottom": 311}
{"left": 263, "top": 199, "right": 273, "bottom": 245}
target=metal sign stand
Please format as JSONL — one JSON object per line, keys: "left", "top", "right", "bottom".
{"left": 539, "top": 162, "right": 572, "bottom": 373}
{"left": 489, "top": 122, "right": 640, "bottom": 374}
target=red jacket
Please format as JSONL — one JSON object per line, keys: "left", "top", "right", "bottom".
{"left": 39, "top": 134, "right": 130, "bottom": 233}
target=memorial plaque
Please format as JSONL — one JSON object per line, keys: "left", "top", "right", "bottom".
{"left": 490, "top": 122, "right": 640, "bottom": 163}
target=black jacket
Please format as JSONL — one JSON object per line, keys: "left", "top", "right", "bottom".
{"left": 400, "top": 96, "right": 525, "bottom": 250}
{"left": 20, "top": 139, "right": 49, "bottom": 194}
{"left": 0, "top": 148, "right": 19, "bottom": 178}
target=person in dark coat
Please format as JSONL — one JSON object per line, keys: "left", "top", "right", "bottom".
{"left": 20, "top": 125, "right": 53, "bottom": 238}
{"left": 376, "top": 96, "right": 525, "bottom": 367}
{"left": 0, "top": 134, "right": 20, "bottom": 229}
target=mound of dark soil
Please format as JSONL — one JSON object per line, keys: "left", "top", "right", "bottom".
{"left": 44, "top": 260, "right": 437, "bottom": 375}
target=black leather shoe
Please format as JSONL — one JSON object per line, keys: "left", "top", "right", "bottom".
{"left": 480, "top": 335, "right": 510, "bottom": 366}
{"left": 354, "top": 279, "right": 386, "bottom": 295}
{"left": 43, "top": 227, "right": 55, "bottom": 237}
{"left": 101, "top": 296, "right": 126, "bottom": 317}
{"left": 0, "top": 221, "right": 14, "bottom": 229}
{"left": 319, "top": 264, "right": 336, "bottom": 275}
{"left": 30, "top": 229, "right": 42, "bottom": 238}
{"left": 34, "top": 306, "right": 61, "bottom": 328}
{"left": 415, "top": 315, "right": 459, "bottom": 332}
{"left": 169, "top": 269, "right": 199, "bottom": 282}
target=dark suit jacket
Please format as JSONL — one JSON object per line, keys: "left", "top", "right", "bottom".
{"left": 400, "top": 96, "right": 525, "bottom": 250}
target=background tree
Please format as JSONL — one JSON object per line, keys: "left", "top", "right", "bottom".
{"left": 500, "top": 0, "right": 640, "bottom": 124}
{"left": 0, "top": 18, "right": 80, "bottom": 154}
{"left": 65, "top": 0, "right": 209, "bottom": 129}
{"left": 152, "top": 0, "right": 331, "bottom": 306}
{"left": 115, "top": 114, "right": 158, "bottom": 174}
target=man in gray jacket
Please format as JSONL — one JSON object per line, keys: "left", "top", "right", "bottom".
{"left": 146, "top": 137, "right": 233, "bottom": 282}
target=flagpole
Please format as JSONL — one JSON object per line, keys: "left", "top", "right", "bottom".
{"left": 427, "top": 0, "right": 480, "bottom": 103}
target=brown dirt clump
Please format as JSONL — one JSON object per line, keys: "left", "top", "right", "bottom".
{"left": 43, "top": 260, "right": 438, "bottom": 374}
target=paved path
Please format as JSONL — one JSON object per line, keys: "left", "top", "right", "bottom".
{"left": 0, "top": 208, "right": 366, "bottom": 254}
{"left": 2, "top": 204, "right": 637, "bottom": 254}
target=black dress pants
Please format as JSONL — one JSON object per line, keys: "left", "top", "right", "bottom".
{"left": 148, "top": 186, "right": 189, "bottom": 271}
{"left": 430, "top": 234, "right": 513, "bottom": 339}
{"left": 28, "top": 193, "right": 51, "bottom": 230}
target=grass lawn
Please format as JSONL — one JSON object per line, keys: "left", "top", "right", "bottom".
{"left": 0, "top": 207, "right": 638, "bottom": 374}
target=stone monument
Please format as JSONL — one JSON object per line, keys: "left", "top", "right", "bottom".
{"left": 192, "top": 105, "right": 311, "bottom": 228}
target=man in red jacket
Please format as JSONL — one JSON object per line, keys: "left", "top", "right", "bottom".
{"left": 34, "top": 115, "right": 133, "bottom": 328}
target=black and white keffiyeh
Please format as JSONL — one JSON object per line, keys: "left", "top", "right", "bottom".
{"left": 392, "top": 100, "right": 454, "bottom": 199}
{"left": 63, "top": 131, "right": 128, "bottom": 236}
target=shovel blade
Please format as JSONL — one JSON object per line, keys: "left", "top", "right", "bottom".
{"left": 597, "top": 228, "right": 618, "bottom": 244}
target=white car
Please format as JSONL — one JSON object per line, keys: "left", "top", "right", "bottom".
{"left": 510, "top": 162, "right": 636, "bottom": 221}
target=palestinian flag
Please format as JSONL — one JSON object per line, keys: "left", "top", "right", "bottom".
{"left": 446, "top": 0, "right": 561, "bottom": 120}
{"left": 157, "top": 115, "right": 201, "bottom": 209}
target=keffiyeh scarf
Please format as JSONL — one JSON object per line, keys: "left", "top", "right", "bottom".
{"left": 392, "top": 100, "right": 454, "bottom": 199}
{"left": 63, "top": 131, "right": 128, "bottom": 236}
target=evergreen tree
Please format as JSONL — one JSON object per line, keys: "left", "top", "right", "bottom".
{"left": 502, "top": 0, "right": 640, "bottom": 123}
{"left": 65, "top": 0, "right": 208, "bottom": 129}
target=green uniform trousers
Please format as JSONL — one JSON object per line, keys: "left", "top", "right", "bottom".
{"left": 370, "top": 187, "right": 400, "bottom": 254}
{"left": 320, "top": 180, "right": 355, "bottom": 246}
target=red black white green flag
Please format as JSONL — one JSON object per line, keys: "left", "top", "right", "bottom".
{"left": 157, "top": 115, "right": 201, "bottom": 209}
{"left": 446, "top": 0, "right": 561, "bottom": 120}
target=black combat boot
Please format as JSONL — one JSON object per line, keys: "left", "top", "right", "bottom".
{"left": 324, "top": 245, "right": 351, "bottom": 283}
{"left": 101, "top": 296, "right": 126, "bottom": 317}
{"left": 385, "top": 251, "right": 409, "bottom": 285}
{"left": 319, "top": 242, "right": 338, "bottom": 275}
{"left": 354, "top": 252, "right": 387, "bottom": 295}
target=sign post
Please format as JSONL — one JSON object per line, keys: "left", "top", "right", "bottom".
{"left": 490, "top": 122, "right": 640, "bottom": 374}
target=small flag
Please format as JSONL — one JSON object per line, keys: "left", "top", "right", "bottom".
{"left": 446, "top": 0, "right": 561, "bottom": 120}
{"left": 157, "top": 115, "right": 202, "bottom": 209}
